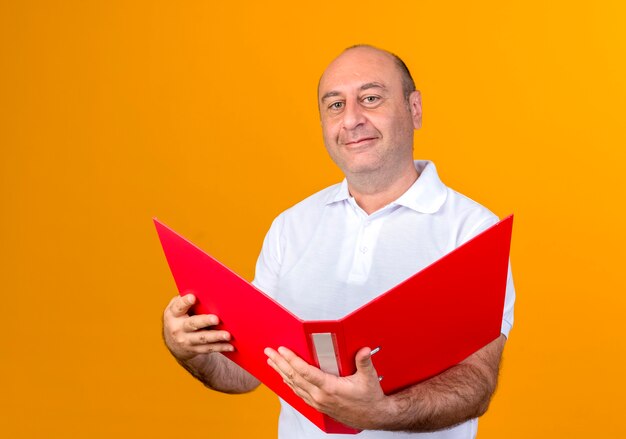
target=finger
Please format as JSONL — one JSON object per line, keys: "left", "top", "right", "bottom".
{"left": 188, "top": 329, "right": 231, "bottom": 346}
{"left": 265, "top": 348, "right": 298, "bottom": 382}
{"left": 267, "top": 357, "right": 316, "bottom": 406}
{"left": 266, "top": 356, "right": 292, "bottom": 384}
{"left": 183, "top": 314, "right": 220, "bottom": 332}
{"left": 266, "top": 350, "right": 326, "bottom": 410}
{"left": 193, "top": 342, "right": 235, "bottom": 354}
{"left": 277, "top": 346, "right": 326, "bottom": 389}
{"left": 266, "top": 356, "right": 315, "bottom": 399}
{"left": 265, "top": 348, "right": 289, "bottom": 375}
{"left": 168, "top": 294, "right": 196, "bottom": 317}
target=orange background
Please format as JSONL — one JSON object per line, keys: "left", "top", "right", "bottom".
{"left": 1, "top": 1, "right": 625, "bottom": 437}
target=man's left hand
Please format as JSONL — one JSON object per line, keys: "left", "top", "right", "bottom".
{"left": 264, "top": 345, "right": 389, "bottom": 429}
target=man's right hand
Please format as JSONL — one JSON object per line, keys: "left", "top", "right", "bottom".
{"left": 162, "top": 294, "right": 234, "bottom": 361}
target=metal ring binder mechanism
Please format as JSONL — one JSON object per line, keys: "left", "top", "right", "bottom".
{"left": 369, "top": 346, "right": 383, "bottom": 382}
{"left": 311, "top": 333, "right": 383, "bottom": 380}
{"left": 155, "top": 215, "right": 513, "bottom": 434}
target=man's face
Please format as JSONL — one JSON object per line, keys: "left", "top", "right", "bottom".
{"left": 318, "top": 47, "right": 422, "bottom": 178}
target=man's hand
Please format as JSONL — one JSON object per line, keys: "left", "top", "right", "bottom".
{"left": 265, "top": 335, "right": 506, "bottom": 432}
{"left": 162, "top": 294, "right": 260, "bottom": 393}
{"left": 264, "top": 346, "right": 389, "bottom": 429}
{"left": 162, "top": 294, "right": 234, "bottom": 361}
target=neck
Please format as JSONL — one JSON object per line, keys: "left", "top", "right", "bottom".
{"left": 346, "top": 161, "right": 419, "bottom": 215}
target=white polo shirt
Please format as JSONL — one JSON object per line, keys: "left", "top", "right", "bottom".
{"left": 253, "top": 160, "right": 515, "bottom": 439}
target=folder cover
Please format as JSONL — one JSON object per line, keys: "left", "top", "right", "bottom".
{"left": 155, "top": 215, "right": 513, "bottom": 434}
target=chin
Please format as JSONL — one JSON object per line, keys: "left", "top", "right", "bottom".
{"left": 342, "top": 161, "right": 385, "bottom": 176}
{"left": 328, "top": 148, "right": 386, "bottom": 177}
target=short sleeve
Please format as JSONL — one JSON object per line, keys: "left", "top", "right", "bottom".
{"left": 500, "top": 262, "right": 515, "bottom": 338}
{"left": 251, "top": 213, "right": 285, "bottom": 298}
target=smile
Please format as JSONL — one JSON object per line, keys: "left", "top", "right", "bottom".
{"left": 343, "top": 137, "right": 378, "bottom": 146}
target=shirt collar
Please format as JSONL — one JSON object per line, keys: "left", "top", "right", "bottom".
{"left": 394, "top": 160, "right": 448, "bottom": 214}
{"left": 325, "top": 160, "right": 448, "bottom": 214}
{"left": 326, "top": 179, "right": 351, "bottom": 205}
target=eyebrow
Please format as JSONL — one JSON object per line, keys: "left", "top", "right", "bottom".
{"left": 320, "top": 82, "right": 387, "bottom": 102}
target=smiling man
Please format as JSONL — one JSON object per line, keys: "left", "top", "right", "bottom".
{"left": 162, "top": 45, "right": 515, "bottom": 438}
{"left": 318, "top": 48, "right": 421, "bottom": 210}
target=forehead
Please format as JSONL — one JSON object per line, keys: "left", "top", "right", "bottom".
{"left": 319, "top": 48, "right": 402, "bottom": 96}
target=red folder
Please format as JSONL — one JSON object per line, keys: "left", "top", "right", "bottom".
{"left": 154, "top": 215, "right": 513, "bottom": 434}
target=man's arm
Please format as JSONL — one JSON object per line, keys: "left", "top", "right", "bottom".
{"left": 265, "top": 334, "right": 506, "bottom": 431}
{"left": 380, "top": 334, "right": 505, "bottom": 431}
{"left": 163, "top": 294, "right": 260, "bottom": 394}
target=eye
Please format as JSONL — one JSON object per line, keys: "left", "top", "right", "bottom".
{"left": 328, "top": 101, "right": 344, "bottom": 111}
{"left": 362, "top": 95, "right": 380, "bottom": 105}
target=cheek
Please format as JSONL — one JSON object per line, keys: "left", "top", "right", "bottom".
{"left": 321, "top": 121, "right": 340, "bottom": 144}
{"left": 363, "top": 110, "right": 390, "bottom": 127}
{"left": 378, "top": 113, "right": 412, "bottom": 138}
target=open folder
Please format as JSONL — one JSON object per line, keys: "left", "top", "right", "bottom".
{"left": 154, "top": 215, "right": 513, "bottom": 434}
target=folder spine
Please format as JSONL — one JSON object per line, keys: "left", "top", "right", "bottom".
{"left": 311, "top": 332, "right": 340, "bottom": 376}
{"left": 304, "top": 321, "right": 360, "bottom": 434}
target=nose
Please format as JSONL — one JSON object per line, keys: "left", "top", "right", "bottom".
{"left": 341, "top": 99, "right": 366, "bottom": 131}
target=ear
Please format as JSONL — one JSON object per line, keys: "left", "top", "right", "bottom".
{"left": 409, "top": 90, "right": 422, "bottom": 129}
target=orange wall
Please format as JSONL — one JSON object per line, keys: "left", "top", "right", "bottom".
{"left": 1, "top": 1, "right": 625, "bottom": 437}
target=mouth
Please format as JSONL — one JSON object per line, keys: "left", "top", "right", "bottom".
{"left": 343, "top": 137, "right": 378, "bottom": 147}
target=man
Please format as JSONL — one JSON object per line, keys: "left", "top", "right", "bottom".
{"left": 162, "top": 45, "right": 515, "bottom": 438}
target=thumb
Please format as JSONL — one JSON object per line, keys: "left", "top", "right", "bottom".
{"left": 183, "top": 293, "right": 196, "bottom": 305}
{"left": 170, "top": 293, "right": 196, "bottom": 317}
{"left": 355, "top": 347, "right": 377, "bottom": 376}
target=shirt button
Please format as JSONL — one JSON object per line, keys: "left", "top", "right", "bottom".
{"left": 361, "top": 246, "right": 368, "bottom": 253}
